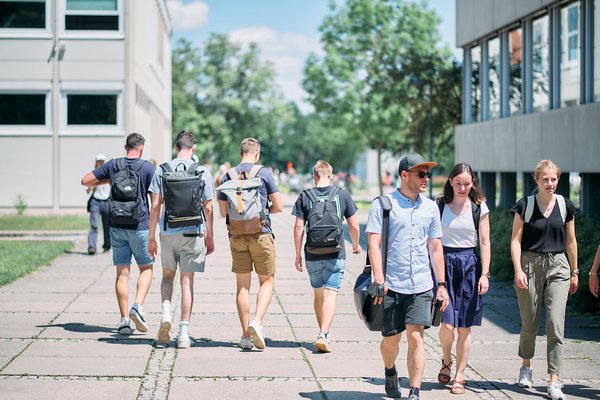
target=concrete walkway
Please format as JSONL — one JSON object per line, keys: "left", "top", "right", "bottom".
{"left": 0, "top": 199, "right": 599, "bottom": 400}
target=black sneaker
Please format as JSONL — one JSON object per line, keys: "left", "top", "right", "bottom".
{"left": 384, "top": 370, "right": 401, "bottom": 398}
{"left": 88, "top": 247, "right": 96, "bottom": 255}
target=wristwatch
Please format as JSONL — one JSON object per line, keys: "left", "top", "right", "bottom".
{"left": 482, "top": 271, "right": 491, "bottom": 278}
{"left": 571, "top": 269, "right": 579, "bottom": 276}
{"left": 437, "top": 282, "right": 447, "bottom": 288}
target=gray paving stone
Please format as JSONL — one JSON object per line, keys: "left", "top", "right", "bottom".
{"left": 173, "top": 356, "right": 312, "bottom": 378}
{"left": 2, "top": 354, "right": 147, "bottom": 376}
{"left": 0, "top": 339, "right": 32, "bottom": 358}
{"left": 0, "top": 312, "right": 54, "bottom": 338}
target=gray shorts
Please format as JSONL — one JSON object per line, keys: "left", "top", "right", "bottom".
{"left": 382, "top": 289, "right": 433, "bottom": 337}
{"left": 160, "top": 233, "right": 206, "bottom": 273}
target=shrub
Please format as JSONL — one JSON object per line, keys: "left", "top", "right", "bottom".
{"left": 14, "top": 194, "right": 28, "bottom": 216}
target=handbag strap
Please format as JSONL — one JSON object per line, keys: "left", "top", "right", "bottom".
{"left": 364, "top": 195, "right": 393, "bottom": 276}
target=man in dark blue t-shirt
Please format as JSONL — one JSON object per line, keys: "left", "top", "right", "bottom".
{"left": 81, "top": 133, "right": 156, "bottom": 336}
{"left": 292, "top": 160, "right": 360, "bottom": 353}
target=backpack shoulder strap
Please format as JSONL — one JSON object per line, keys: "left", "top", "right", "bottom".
{"left": 379, "top": 195, "right": 393, "bottom": 212}
{"left": 227, "top": 167, "right": 239, "bottom": 180}
{"left": 327, "top": 186, "right": 342, "bottom": 202}
{"left": 188, "top": 162, "right": 201, "bottom": 175}
{"left": 160, "top": 162, "right": 173, "bottom": 174}
{"left": 131, "top": 159, "right": 146, "bottom": 172}
{"left": 524, "top": 195, "right": 535, "bottom": 223}
{"left": 377, "top": 195, "right": 393, "bottom": 276}
{"left": 305, "top": 188, "right": 318, "bottom": 204}
{"left": 471, "top": 201, "right": 481, "bottom": 234}
{"left": 116, "top": 157, "right": 126, "bottom": 171}
{"left": 436, "top": 198, "right": 445, "bottom": 219}
{"left": 556, "top": 194, "right": 567, "bottom": 223}
{"left": 249, "top": 164, "right": 263, "bottom": 179}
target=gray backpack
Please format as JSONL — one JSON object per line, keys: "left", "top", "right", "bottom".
{"left": 217, "top": 165, "right": 266, "bottom": 235}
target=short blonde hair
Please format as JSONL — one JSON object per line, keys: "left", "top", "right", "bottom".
{"left": 313, "top": 160, "right": 333, "bottom": 178}
{"left": 533, "top": 159, "right": 561, "bottom": 181}
{"left": 240, "top": 137, "right": 260, "bottom": 155}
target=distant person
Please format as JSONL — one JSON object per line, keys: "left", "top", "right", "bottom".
{"left": 435, "top": 163, "right": 491, "bottom": 395}
{"left": 86, "top": 153, "right": 111, "bottom": 255}
{"left": 218, "top": 138, "right": 283, "bottom": 350}
{"left": 292, "top": 160, "right": 360, "bottom": 353}
{"left": 365, "top": 153, "right": 448, "bottom": 400}
{"left": 81, "top": 133, "right": 156, "bottom": 335}
{"left": 589, "top": 242, "right": 600, "bottom": 297}
{"left": 510, "top": 159, "right": 578, "bottom": 400}
{"left": 149, "top": 131, "right": 215, "bottom": 349}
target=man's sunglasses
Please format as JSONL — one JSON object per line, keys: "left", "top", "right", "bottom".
{"left": 408, "top": 171, "right": 432, "bottom": 179}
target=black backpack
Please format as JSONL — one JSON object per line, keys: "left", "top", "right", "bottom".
{"left": 109, "top": 158, "right": 146, "bottom": 226}
{"left": 304, "top": 187, "right": 343, "bottom": 255}
{"left": 160, "top": 162, "right": 206, "bottom": 230}
{"left": 436, "top": 198, "right": 481, "bottom": 236}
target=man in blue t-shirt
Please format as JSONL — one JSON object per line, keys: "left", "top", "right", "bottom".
{"left": 148, "top": 131, "right": 215, "bottom": 349}
{"left": 81, "top": 133, "right": 156, "bottom": 336}
{"left": 218, "top": 137, "right": 282, "bottom": 350}
{"left": 292, "top": 160, "right": 360, "bottom": 353}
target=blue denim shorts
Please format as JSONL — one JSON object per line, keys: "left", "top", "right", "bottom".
{"left": 305, "top": 258, "right": 345, "bottom": 291}
{"left": 110, "top": 227, "right": 153, "bottom": 267}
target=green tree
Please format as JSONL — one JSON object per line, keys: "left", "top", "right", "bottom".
{"left": 303, "top": 0, "right": 461, "bottom": 192}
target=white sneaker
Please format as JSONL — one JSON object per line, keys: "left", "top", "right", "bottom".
{"left": 157, "top": 316, "right": 171, "bottom": 344}
{"left": 238, "top": 336, "right": 253, "bottom": 350}
{"left": 315, "top": 332, "right": 332, "bottom": 353}
{"left": 247, "top": 320, "right": 265, "bottom": 349}
{"left": 518, "top": 366, "right": 533, "bottom": 388}
{"left": 129, "top": 305, "right": 148, "bottom": 333}
{"left": 547, "top": 381, "right": 566, "bottom": 400}
{"left": 177, "top": 334, "right": 191, "bottom": 349}
{"left": 117, "top": 318, "right": 133, "bottom": 335}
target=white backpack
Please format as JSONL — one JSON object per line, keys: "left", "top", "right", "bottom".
{"left": 524, "top": 194, "right": 567, "bottom": 223}
{"left": 217, "top": 165, "right": 266, "bottom": 235}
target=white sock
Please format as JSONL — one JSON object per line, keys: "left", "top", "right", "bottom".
{"left": 180, "top": 321, "right": 189, "bottom": 337}
{"left": 162, "top": 302, "right": 171, "bottom": 319}
{"left": 132, "top": 303, "right": 142, "bottom": 313}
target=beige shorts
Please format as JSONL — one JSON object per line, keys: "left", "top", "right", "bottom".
{"left": 229, "top": 232, "right": 276, "bottom": 275}
{"left": 160, "top": 233, "right": 206, "bottom": 273}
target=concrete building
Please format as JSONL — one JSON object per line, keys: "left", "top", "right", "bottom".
{"left": 455, "top": 0, "right": 600, "bottom": 217}
{"left": 0, "top": 0, "right": 172, "bottom": 210}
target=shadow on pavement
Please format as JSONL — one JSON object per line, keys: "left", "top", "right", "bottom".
{"left": 300, "top": 391, "right": 386, "bottom": 400}
{"left": 37, "top": 322, "right": 114, "bottom": 333}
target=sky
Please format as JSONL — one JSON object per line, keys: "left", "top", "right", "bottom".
{"left": 167, "top": 0, "right": 457, "bottom": 109}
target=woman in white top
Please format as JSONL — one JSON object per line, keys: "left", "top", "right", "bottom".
{"left": 436, "top": 163, "right": 491, "bottom": 395}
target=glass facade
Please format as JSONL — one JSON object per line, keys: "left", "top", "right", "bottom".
{"left": 0, "top": 0, "right": 45, "bottom": 28}
{"left": 509, "top": 28, "right": 522, "bottom": 115}
{"left": 488, "top": 37, "right": 500, "bottom": 119}
{"left": 560, "top": 2, "right": 580, "bottom": 108}
{"left": 532, "top": 15, "right": 550, "bottom": 112}
{"left": 471, "top": 45, "right": 481, "bottom": 122}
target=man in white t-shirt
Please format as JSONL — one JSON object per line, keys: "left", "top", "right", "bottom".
{"left": 86, "top": 153, "right": 111, "bottom": 255}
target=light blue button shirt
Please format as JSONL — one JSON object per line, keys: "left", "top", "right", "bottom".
{"left": 365, "top": 190, "right": 443, "bottom": 294}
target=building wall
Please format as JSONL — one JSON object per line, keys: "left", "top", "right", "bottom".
{"left": 0, "top": 0, "right": 171, "bottom": 210}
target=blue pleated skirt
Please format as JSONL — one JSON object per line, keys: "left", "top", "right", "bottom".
{"left": 440, "top": 247, "right": 483, "bottom": 327}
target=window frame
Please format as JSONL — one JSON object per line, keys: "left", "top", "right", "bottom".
{"left": 61, "top": 88, "right": 123, "bottom": 136}
{"left": 0, "top": 0, "right": 51, "bottom": 39}
{"left": 562, "top": 2, "right": 581, "bottom": 68}
{"left": 59, "top": 0, "right": 123, "bottom": 39}
{"left": 0, "top": 90, "right": 51, "bottom": 136}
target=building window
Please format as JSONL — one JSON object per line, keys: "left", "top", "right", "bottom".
{"left": 67, "top": 94, "right": 117, "bottom": 125}
{"left": 532, "top": 15, "right": 550, "bottom": 112}
{"left": 471, "top": 45, "right": 481, "bottom": 122}
{"left": 0, "top": 0, "right": 45, "bottom": 28}
{"left": 0, "top": 93, "right": 45, "bottom": 125}
{"left": 509, "top": 28, "right": 522, "bottom": 115}
{"left": 594, "top": 0, "right": 600, "bottom": 101}
{"left": 560, "top": 2, "right": 580, "bottom": 108}
{"left": 65, "top": 0, "right": 118, "bottom": 31}
{"left": 488, "top": 37, "right": 500, "bottom": 119}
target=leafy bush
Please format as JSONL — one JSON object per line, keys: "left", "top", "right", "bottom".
{"left": 14, "top": 194, "right": 27, "bottom": 215}
{"left": 489, "top": 209, "right": 600, "bottom": 315}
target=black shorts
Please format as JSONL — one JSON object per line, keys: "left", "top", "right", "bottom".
{"left": 382, "top": 289, "right": 433, "bottom": 337}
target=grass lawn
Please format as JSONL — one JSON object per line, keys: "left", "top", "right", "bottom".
{"left": 0, "top": 241, "right": 74, "bottom": 286}
{"left": 0, "top": 215, "right": 89, "bottom": 230}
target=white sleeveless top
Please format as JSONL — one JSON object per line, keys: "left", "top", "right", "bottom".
{"left": 440, "top": 200, "right": 489, "bottom": 248}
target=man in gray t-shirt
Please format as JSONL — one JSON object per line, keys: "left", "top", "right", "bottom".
{"left": 148, "top": 131, "right": 215, "bottom": 349}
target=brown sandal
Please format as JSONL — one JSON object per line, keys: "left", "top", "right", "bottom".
{"left": 450, "top": 379, "right": 466, "bottom": 395}
{"left": 437, "top": 359, "right": 452, "bottom": 385}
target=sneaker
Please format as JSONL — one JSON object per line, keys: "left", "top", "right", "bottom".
{"left": 547, "top": 381, "right": 566, "bottom": 400}
{"left": 157, "top": 316, "right": 171, "bottom": 344}
{"left": 384, "top": 369, "right": 402, "bottom": 398}
{"left": 117, "top": 318, "right": 133, "bottom": 335}
{"left": 103, "top": 247, "right": 111, "bottom": 253}
{"left": 177, "top": 335, "right": 191, "bottom": 349}
{"left": 315, "top": 332, "right": 332, "bottom": 353}
{"left": 518, "top": 365, "right": 533, "bottom": 388}
{"left": 129, "top": 305, "right": 148, "bottom": 333}
{"left": 407, "top": 394, "right": 420, "bottom": 400}
{"left": 238, "top": 336, "right": 253, "bottom": 350}
{"left": 88, "top": 247, "right": 96, "bottom": 255}
{"left": 247, "top": 320, "right": 265, "bottom": 349}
